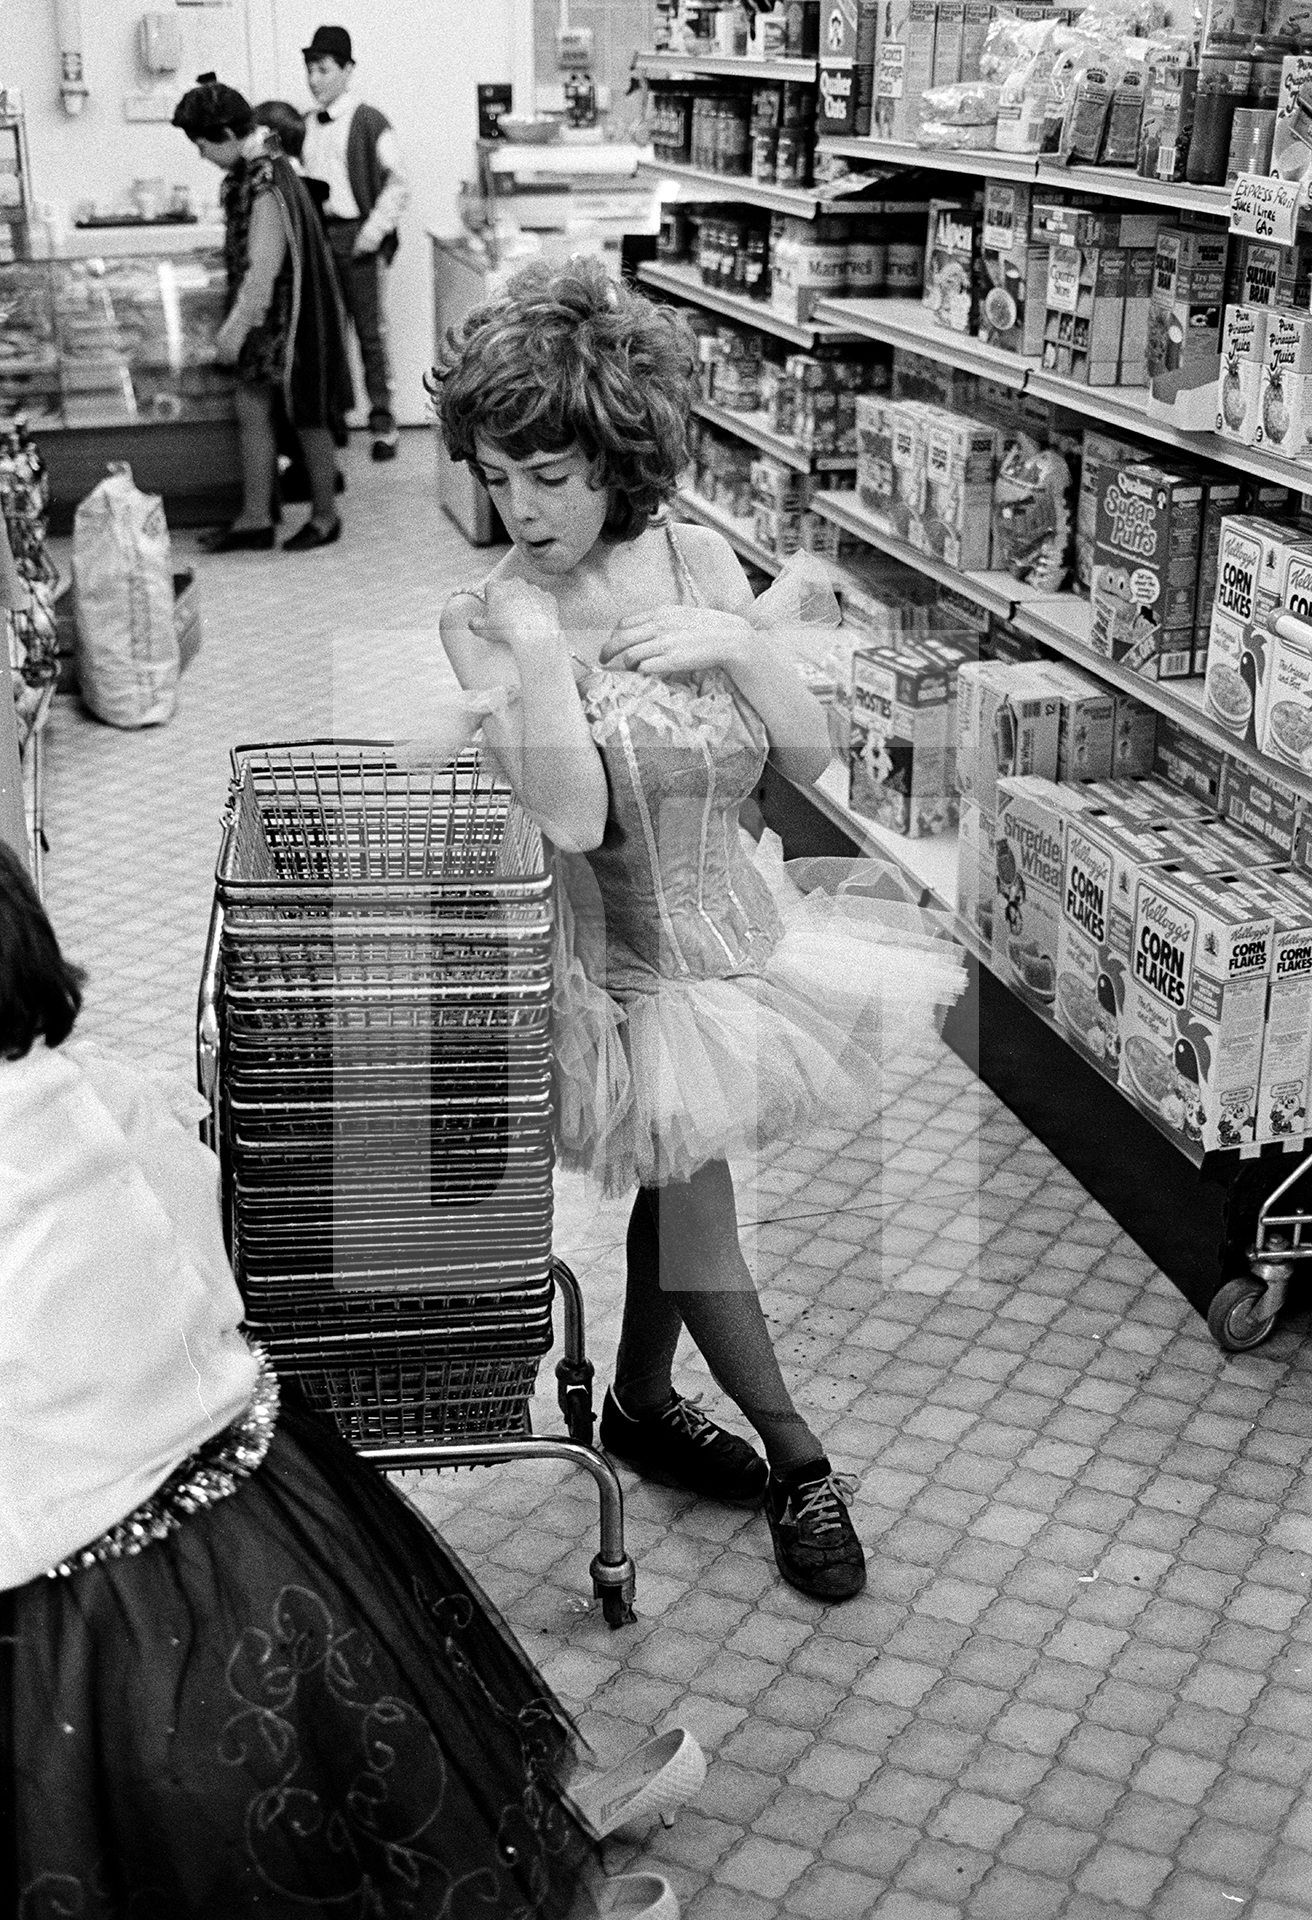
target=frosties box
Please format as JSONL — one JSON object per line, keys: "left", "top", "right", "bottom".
{"left": 1240, "top": 867, "right": 1312, "bottom": 1145}
{"left": 849, "top": 643, "right": 952, "bottom": 837}
{"left": 993, "top": 776, "right": 1096, "bottom": 1011}
{"left": 1123, "top": 864, "right": 1273, "bottom": 1153}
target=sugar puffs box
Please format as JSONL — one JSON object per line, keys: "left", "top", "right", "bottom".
{"left": 1122, "top": 863, "right": 1274, "bottom": 1152}
{"left": 849, "top": 642, "right": 952, "bottom": 837}
{"left": 1090, "top": 461, "right": 1201, "bottom": 682}
{"left": 993, "top": 776, "right": 1096, "bottom": 1012}
{"left": 1238, "top": 867, "right": 1312, "bottom": 1145}
{"left": 955, "top": 661, "right": 1060, "bottom": 812}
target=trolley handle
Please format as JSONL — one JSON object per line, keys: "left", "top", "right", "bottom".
{"left": 196, "top": 894, "right": 224, "bottom": 1153}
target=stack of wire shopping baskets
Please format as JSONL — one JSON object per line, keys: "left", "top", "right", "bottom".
{"left": 197, "top": 740, "right": 635, "bottom": 1624}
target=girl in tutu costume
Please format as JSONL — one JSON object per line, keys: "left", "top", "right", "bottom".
{"left": 433, "top": 261, "right": 964, "bottom": 1603}
{"left": 0, "top": 843, "right": 686, "bottom": 1918}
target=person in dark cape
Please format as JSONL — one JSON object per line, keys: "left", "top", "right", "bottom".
{"left": 173, "top": 75, "right": 352, "bottom": 553}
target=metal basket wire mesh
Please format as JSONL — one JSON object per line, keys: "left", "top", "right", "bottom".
{"left": 212, "top": 742, "right": 561, "bottom": 1444}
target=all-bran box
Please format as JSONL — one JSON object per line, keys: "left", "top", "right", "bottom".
{"left": 1090, "top": 460, "right": 1202, "bottom": 681}
{"left": 994, "top": 776, "right": 1095, "bottom": 1011}
{"left": 1218, "top": 759, "right": 1303, "bottom": 857}
{"left": 849, "top": 642, "right": 952, "bottom": 836}
{"left": 1123, "top": 863, "right": 1274, "bottom": 1151}
{"left": 955, "top": 660, "right": 1060, "bottom": 811}
{"left": 1240, "top": 866, "right": 1312, "bottom": 1144}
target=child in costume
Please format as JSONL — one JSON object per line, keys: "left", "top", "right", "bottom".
{"left": 434, "top": 261, "right": 964, "bottom": 1602}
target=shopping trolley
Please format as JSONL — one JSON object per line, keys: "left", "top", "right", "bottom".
{"left": 197, "top": 740, "right": 637, "bottom": 1625}
{"left": 1208, "top": 1148, "right": 1312, "bottom": 1354}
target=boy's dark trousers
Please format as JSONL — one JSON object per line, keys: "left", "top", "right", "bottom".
{"left": 325, "top": 216, "right": 395, "bottom": 438}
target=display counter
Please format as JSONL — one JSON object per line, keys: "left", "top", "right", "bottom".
{"left": 1, "top": 232, "right": 239, "bottom": 529}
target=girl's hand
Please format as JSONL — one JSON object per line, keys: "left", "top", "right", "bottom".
{"left": 600, "top": 607, "right": 752, "bottom": 677}
{"left": 469, "top": 578, "right": 562, "bottom": 656}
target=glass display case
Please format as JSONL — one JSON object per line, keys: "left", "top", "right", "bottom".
{"left": 0, "top": 249, "right": 233, "bottom": 432}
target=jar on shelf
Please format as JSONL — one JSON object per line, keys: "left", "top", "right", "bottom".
{"left": 1186, "top": 39, "right": 1254, "bottom": 185}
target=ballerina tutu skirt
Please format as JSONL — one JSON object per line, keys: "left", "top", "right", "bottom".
{"left": 1, "top": 1392, "right": 594, "bottom": 1919}
{"left": 555, "top": 839, "right": 967, "bottom": 1198}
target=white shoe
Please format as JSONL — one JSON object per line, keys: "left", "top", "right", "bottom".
{"left": 568, "top": 1727, "right": 706, "bottom": 1840}
{"left": 595, "top": 1874, "right": 680, "bottom": 1920}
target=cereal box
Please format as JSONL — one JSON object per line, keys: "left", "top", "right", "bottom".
{"left": 818, "top": 0, "right": 861, "bottom": 135}
{"left": 1119, "top": 247, "right": 1157, "bottom": 387}
{"left": 1257, "top": 606, "right": 1312, "bottom": 775}
{"left": 1055, "top": 810, "right": 1165, "bottom": 1080}
{"left": 1240, "top": 867, "right": 1312, "bottom": 1144}
{"left": 993, "top": 776, "right": 1096, "bottom": 1011}
{"left": 1153, "top": 712, "right": 1226, "bottom": 807}
{"left": 1037, "top": 660, "right": 1116, "bottom": 783}
{"left": 955, "top": 660, "right": 1061, "bottom": 810}
{"left": 1123, "top": 864, "right": 1274, "bottom": 1152}
{"left": 873, "top": 0, "right": 937, "bottom": 142}
{"left": 1090, "top": 461, "right": 1202, "bottom": 681}
{"left": 849, "top": 643, "right": 952, "bottom": 837}
{"left": 1193, "top": 474, "right": 1244, "bottom": 677}
{"left": 924, "top": 413, "right": 996, "bottom": 571}
{"left": 956, "top": 798, "right": 995, "bottom": 947}
{"left": 1076, "top": 428, "right": 1145, "bottom": 592}
{"left": 1146, "top": 226, "right": 1228, "bottom": 434}
{"left": 1077, "top": 774, "right": 1215, "bottom": 827}
{"left": 1218, "top": 759, "right": 1303, "bottom": 858}
{"left": 1205, "top": 513, "right": 1267, "bottom": 745}
{"left": 979, "top": 181, "right": 1045, "bottom": 357}
{"left": 923, "top": 200, "right": 982, "bottom": 335}
{"left": 1217, "top": 305, "right": 1270, "bottom": 446}
{"left": 1113, "top": 693, "right": 1157, "bottom": 777}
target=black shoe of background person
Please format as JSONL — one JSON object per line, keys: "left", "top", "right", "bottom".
{"left": 282, "top": 516, "right": 342, "bottom": 552}
{"left": 765, "top": 1457, "right": 866, "bottom": 1601}
{"left": 371, "top": 433, "right": 399, "bottom": 462}
{"left": 599, "top": 1387, "right": 768, "bottom": 1507}
{"left": 198, "top": 523, "right": 275, "bottom": 554}
{"left": 335, "top": 468, "right": 346, "bottom": 493}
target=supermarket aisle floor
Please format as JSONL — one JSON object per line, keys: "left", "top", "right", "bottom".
{"left": 37, "top": 440, "right": 1312, "bottom": 1920}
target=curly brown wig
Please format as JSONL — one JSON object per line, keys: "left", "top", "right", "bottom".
{"left": 430, "top": 257, "right": 697, "bottom": 539}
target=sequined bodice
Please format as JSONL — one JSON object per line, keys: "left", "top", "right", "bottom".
{"left": 576, "top": 665, "right": 782, "bottom": 989}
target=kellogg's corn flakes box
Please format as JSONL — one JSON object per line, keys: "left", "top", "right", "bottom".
{"left": 1239, "top": 866, "right": 1312, "bottom": 1145}
{"left": 1123, "top": 863, "right": 1273, "bottom": 1152}
{"left": 1257, "top": 606, "right": 1312, "bottom": 776}
{"left": 994, "top": 776, "right": 1095, "bottom": 1012}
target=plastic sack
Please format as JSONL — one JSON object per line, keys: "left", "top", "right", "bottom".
{"left": 72, "top": 463, "right": 178, "bottom": 728}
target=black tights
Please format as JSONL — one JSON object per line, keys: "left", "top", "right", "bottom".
{"left": 612, "top": 1161, "right": 822, "bottom": 1473}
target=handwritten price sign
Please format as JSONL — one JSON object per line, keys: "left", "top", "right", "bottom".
{"left": 1229, "top": 172, "right": 1302, "bottom": 248}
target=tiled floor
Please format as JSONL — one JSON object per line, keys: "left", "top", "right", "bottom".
{"left": 34, "top": 439, "right": 1312, "bottom": 1919}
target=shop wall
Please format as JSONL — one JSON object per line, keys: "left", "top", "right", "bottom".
{"left": 1, "top": 0, "right": 531, "bottom": 428}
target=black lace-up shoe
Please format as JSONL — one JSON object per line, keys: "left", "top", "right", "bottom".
{"left": 600, "top": 1388, "right": 768, "bottom": 1507}
{"left": 765, "top": 1457, "right": 866, "bottom": 1601}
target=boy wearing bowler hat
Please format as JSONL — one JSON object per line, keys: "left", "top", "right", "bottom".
{"left": 301, "top": 24, "right": 408, "bottom": 460}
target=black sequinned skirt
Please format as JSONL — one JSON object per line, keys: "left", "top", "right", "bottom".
{"left": 1, "top": 1382, "right": 596, "bottom": 1918}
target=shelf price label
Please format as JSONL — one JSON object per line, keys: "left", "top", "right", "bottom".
{"left": 1229, "top": 172, "right": 1301, "bottom": 249}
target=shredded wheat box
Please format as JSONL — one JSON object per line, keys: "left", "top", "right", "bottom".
{"left": 993, "top": 776, "right": 1096, "bottom": 1012}
{"left": 1239, "top": 866, "right": 1312, "bottom": 1144}
{"left": 849, "top": 642, "right": 952, "bottom": 837}
{"left": 1123, "top": 864, "right": 1274, "bottom": 1151}
{"left": 955, "top": 660, "right": 1060, "bottom": 812}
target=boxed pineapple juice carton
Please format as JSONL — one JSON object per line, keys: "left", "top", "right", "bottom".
{"left": 1238, "top": 865, "right": 1312, "bottom": 1144}
{"left": 993, "top": 776, "right": 1097, "bottom": 1011}
{"left": 955, "top": 660, "right": 1061, "bottom": 812}
{"left": 849, "top": 641, "right": 952, "bottom": 837}
{"left": 1218, "top": 759, "right": 1303, "bottom": 859}
{"left": 1090, "top": 460, "right": 1202, "bottom": 681}
{"left": 1216, "top": 305, "right": 1271, "bottom": 446}
{"left": 1256, "top": 313, "right": 1312, "bottom": 462}
{"left": 1036, "top": 660, "right": 1116, "bottom": 783}
{"left": 1123, "top": 863, "right": 1274, "bottom": 1151}
{"left": 932, "top": 0, "right": 965, "bottom": 86}
{"left": 1112, "top": 692, "right": 1157, "bottom": 776}
{"left": 978, "top": 180, "right": 1046, "bottom": 357}
{"left": 1146, "top": 225, "right": 1228, "bottom": 433}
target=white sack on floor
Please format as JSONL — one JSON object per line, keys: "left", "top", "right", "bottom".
{"left": 72, "top": 464, "right": 178, "bottom": 728}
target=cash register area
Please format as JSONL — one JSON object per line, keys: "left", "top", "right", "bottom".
{"left": 32, "top": 449, "right": 1312, "bottom": 1920}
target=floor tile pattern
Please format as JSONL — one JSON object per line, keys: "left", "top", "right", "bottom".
{"left": 35, "top": 439, "right": 1312, "bottom": 1918}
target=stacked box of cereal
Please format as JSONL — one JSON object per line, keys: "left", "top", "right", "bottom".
{"left": 1123, "top": 863, "right": 1273, "bottom": 1151}
{"left": 1090, "top": 460, "right": 1202, "bottom": 681}
{"left": 1241, "top": 866, "right": 1312, "bottom": 1144}
{"left": 955, "top": 660, "right": 1061, "bottom": 812}
{"left": 993, "top": 775, "right": 1096, "bottom": 1012}
{"left": 849, "top": 642, "right": 952, "bottom": 836}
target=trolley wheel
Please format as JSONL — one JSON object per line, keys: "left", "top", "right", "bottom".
{"left": 590, "top": 1550, "right": 637, "bottom": 1629}
{"left": 556, "top": 1358, "right": 595, "bottom": 1446}
{"left": 1207, "top": 1277, "right": 1281, "bottom": 1353}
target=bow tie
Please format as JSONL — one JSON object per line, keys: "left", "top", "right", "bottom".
{"left": 316, "top": 109, "right": 332, "bottom": 123}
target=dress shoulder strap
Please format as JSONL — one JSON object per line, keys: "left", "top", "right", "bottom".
{"left": 665, "top": 520, "right": 705, "bottom": 607}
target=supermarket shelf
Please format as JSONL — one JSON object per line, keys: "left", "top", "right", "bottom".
{"left": 815, "top": 137, "right": 1233, "bottom": 217}
{"left": 637, "top": 157, "right": 879, "bottom": 220}
{"left": 693, "top": 397, "right": 855, "bottom": 472}
{"left": 1013, "top": 594, "right": 1312, "bottom": 809}
{"left": 810, "top": 490, "right": 1037, "bottom": 618}
{"left": 483, "top": 143, "right": 649, "bottom": 177}
{"left": 638, "top": 260, "right": 862, "bottom": 347}
{"left": 810, "top": 762, "right": 958, "bottom": 905}
{"left": 814, "top": 296, "right": 1312, "bottom": 496}
{"left": 674, "top": 487, "right": 783, "bottom": 574}
{"left": 634, "top": 51, "right": 818, "bottom": 83}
